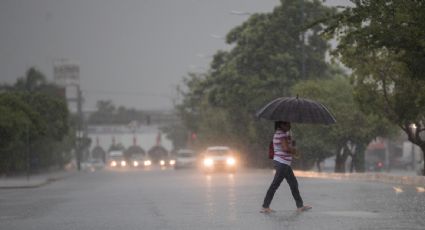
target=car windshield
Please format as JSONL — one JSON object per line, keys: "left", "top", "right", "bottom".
{"left": 178, "top": 152, "right": 194, "bottom": 158}
{"left": 206, "top": 150, "right": 230, "bottom": 156}
{"left": 131, "top": 154, "right": 145, "bottom": 159}
{"left": 110, "top": 156, "right": 123, "bottom": 160}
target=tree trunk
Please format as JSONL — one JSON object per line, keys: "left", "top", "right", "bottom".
{"left": 403, "top": 123, "right": 425, "bottom": 176}
{"left": 316, "top": 160, "right": 322, "bottom": 172}
{"left": 349, "top": 158, "right": 354, "bottom": 173}
{"left": 335, "top": 145, "right": 351, "bottom": 173}
{"left": 353, "top": 145, "right": 366, "bottom": 172}
{"left": 419, "top": 144, "right": 425, "bottom": 176}
{"left": 335, "top": 149, "right": 345, "bottom": 173}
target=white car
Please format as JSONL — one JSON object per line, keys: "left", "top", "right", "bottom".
{"left": 81, "top": 158, "right": 104, "bottom": 171}
{"left": 201, "top": 146, "right": 238, "bottom": 173}
{"left": 174, "top": 149, "right": 197, "bottom": 169}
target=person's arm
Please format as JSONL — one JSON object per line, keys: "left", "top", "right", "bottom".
{"left": 280, "top": 137, "right": 296, "bottom": 154}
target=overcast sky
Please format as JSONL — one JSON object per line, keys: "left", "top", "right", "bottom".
{"left": 0, "top": 0, "right": 350, "bottom": 111}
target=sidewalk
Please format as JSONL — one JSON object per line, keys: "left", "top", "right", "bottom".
{"left": 0, "top": 169, "right": 78, "bottom": 189}
{"left": 295, "top": 170, "right": 425, "bottom": 186}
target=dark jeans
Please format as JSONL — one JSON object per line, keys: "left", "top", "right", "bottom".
{"left": 262, "top": 161, "right": 303, "bottom": 208}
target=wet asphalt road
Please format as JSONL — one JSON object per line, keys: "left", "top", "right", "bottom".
{"left": 1, "top": 168, "right": 424, "bottom": 230}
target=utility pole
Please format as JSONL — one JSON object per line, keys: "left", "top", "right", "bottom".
{"left": 76, "top": 85, "right": 83, "bottom": 171}
{"left": 26, "top": 121, "right": 30, "bottom": 180}
{"left": 53, "top": 59, "right": 82, "bottom": 171}
{"left": 301, "top": 0, "right": 306, "bottom": 80}
{"left": 26, "top": 83, "right": 32, "bottom": 181}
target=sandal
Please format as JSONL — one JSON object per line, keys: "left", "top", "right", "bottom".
{"left": 297, "top": 205, "right": 312, "bottom": 212}
{"left": 260, "top": 207, "right": 275, "bottom": 213}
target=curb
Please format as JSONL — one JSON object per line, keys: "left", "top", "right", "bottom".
{"left": 294, "top": 171, "right": 425, "bottom": 186}
{"left": 0, "top": 171, "right": 77, "bottom": 189}
{"left": 0, "top": 179, "right": 52, "bottom": 189}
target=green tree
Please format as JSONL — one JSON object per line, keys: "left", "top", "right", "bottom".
{"left": 177, "top": 0, "right": 336, "bottom": 167}
{"left": 88, "top": 100, "right": 150, "bottom": 125}
{"left": 324, "top": 0, "right": 425, "bottom": 79}
{"left": 0, "top": 94, "right": 35, "bottom": 173}
{"left": 27, "top": 93, "right": 70, "bottom": 169}
{"left": 0, "top": 68, "right": 72, "bottom": 174}
{"left": 89, "top": 100, "right": 116, "bottom": 124}
{"left": 292, "top": 75, "right": 397, "bottom": 172}
{"left": 324, "top": 0, "right": 425, "bottom": 175}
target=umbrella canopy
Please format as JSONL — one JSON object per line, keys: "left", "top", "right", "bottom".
{"left": 256, "top": 96, "right": 336, "bottom": 125}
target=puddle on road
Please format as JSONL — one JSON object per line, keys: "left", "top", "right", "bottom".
{"left": 323, "top": 211, "right": 380, "bottom": 218}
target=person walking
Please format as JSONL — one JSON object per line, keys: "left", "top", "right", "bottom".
{"left": 261, "top": 121, "right": 311, "bottom": 213}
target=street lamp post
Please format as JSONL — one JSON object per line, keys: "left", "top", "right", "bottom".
{"left": 76, "top": 86, "right": 83, "bottom": 171}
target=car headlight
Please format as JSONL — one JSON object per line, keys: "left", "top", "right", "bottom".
{"left": 226, "top": 157, "right": 236, "bottom": 166}
{"left": 203, "top": 158, "right": 214, "bottom": 167}
{"left": 169, "top": 160, "right": 176, "bottom": 165}
{"left": 144, "top": 160, "right": 152, "bottom": 166}
{"left": 110, "top": 161, "right": 117, "bottom": 167}
{"left": 120, "top": 161, "right": 126, "bottom": 167}
{"left": 133, "top": 161, "right": 139, "bottom": 167}
{"left": 160, "top": 160, "right": 165, "bottom": 166}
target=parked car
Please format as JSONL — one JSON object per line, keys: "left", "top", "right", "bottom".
{"left": 201, "top": 146, "right": 238, "bottom": 173}
{"left": 174, "top": 149, "right": 197, "bottom": 169}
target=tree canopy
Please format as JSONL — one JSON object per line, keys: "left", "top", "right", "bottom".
{"left": 324, "top": 0, "right": 425, "bottom": 175}
{"left": 292, "top": 75, "right": 397, "bottom": 172}
{"left": 177, "top": 0, "right": 338, "bottom": 167}
{"left": 0, "top": 68, "right": 72, "bottom": 174}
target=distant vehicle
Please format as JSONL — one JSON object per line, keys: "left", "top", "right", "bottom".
{"left": 159, "top": 155, "right": 176, "bottom": 168}
{"left": 90, "top": 158, "right": 105, "bottom": 170}
{"left": 365, "top": 145, "right": 386, "bottom": 172}
{"left": 129, "top": 153, "right": 152, "bottom": 168}
{"left": 81, "top": 158, "right": 104, "bottom": 171}
{"left": 125, "top": 145, "right": 151, "bottom": 168}
{"left": 201, "top": 146, "right": 237, "bottom": 173}
{"left": 174, "top": 149, "right": 197, "bottom": 169}
{"left": 365, "top": 154, "right": 384, "bottom": 172}
{"left": 108, "top": 150, "right": 126, "bottom": 167}
{"left": 148, "top": 145, "right": 174, "bottom": 167}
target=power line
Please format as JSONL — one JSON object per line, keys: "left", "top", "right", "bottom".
{"left": 81, "top": 89, "right": 174, "bottom": 99}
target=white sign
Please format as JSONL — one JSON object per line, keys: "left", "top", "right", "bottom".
{"left": 54, "top": 59, "right": 80, "bottom": 86}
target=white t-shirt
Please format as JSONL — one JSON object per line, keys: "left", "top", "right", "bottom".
{"left": 272, "top": 129, "right": 292, "bottom": 165}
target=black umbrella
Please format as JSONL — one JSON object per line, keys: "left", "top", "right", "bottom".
{"left": 255, "top": 96, "right": 336, "bottom": 125}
